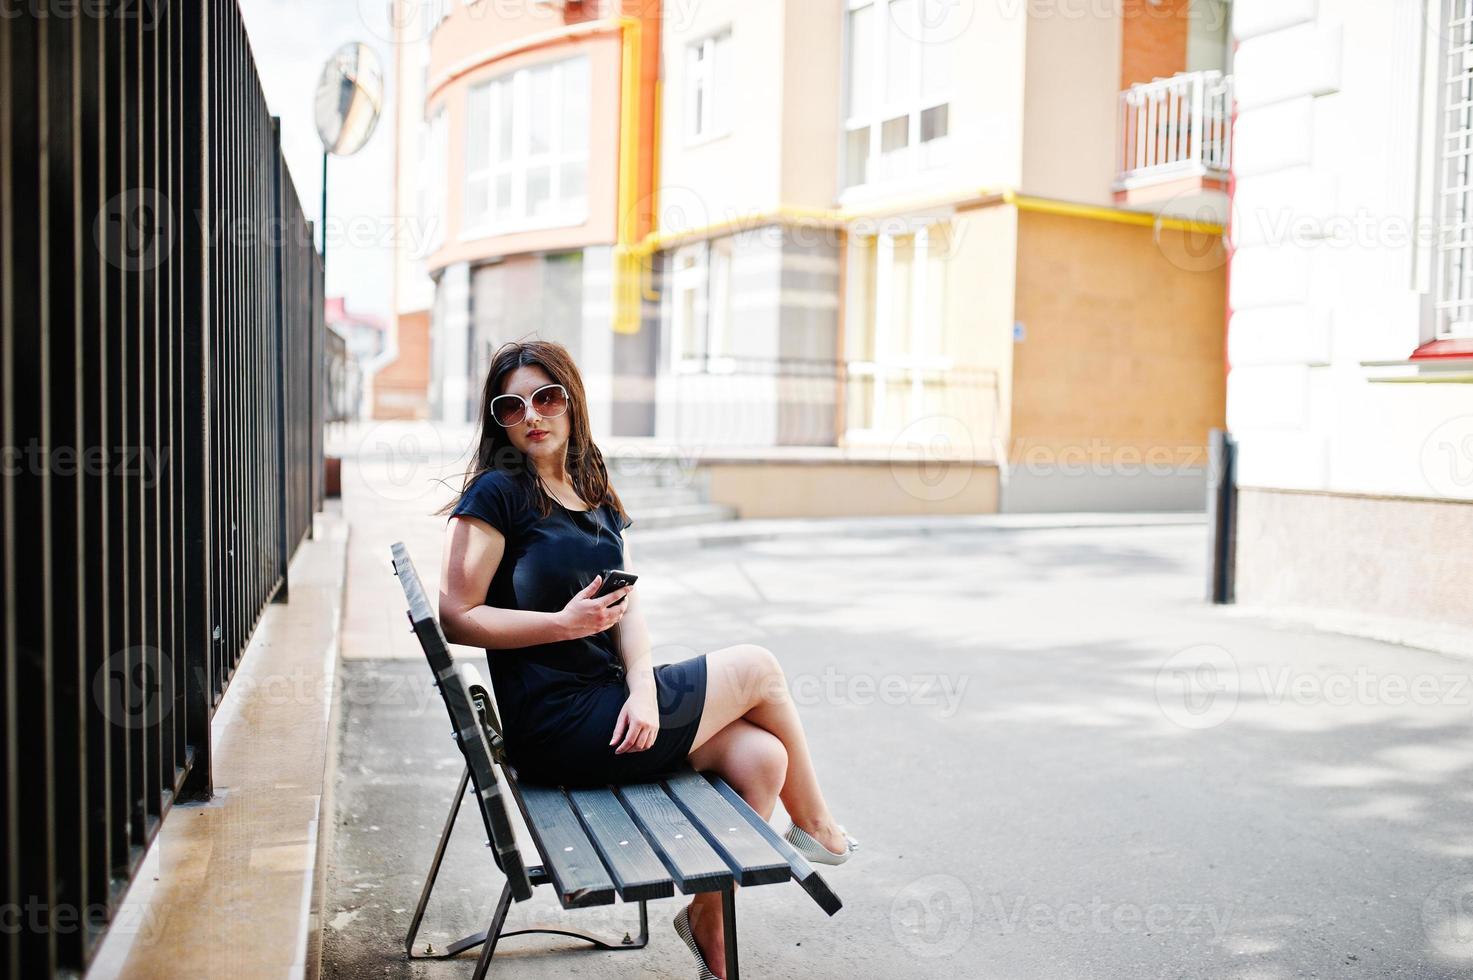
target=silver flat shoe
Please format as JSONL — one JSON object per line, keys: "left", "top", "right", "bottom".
{"left": 673, "top": 903, "right": 720, "bottom": 980}
{"left": 783, "top": 819, "right": 859, "bottom": 866}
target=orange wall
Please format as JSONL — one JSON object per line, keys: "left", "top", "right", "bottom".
{"left": 1009, "top": 209, "right": 1226, "bottom": 465}
{"left": 374, "top": 310, "right": 432, "bottom": 420}
{"left": 1119, "top": 0, "right": 1190, "bottom": 88}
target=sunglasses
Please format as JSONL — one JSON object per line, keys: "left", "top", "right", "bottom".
{"left": 490, "top": 383, "right": 569, "bottom": 428}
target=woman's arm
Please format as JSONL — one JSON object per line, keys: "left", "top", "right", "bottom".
{"left": 440, "top": 515, "right": 570, "bottom": 648}
{"left": 613, "top": 536, "right": 655, "bottom": 696}
{"left": 439, "top": 514, "right": 633, "bottom": 650}
{"left": 607, "top": 535, "right": 661, "bottom": 754}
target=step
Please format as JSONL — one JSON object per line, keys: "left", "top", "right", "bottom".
{"left": 611, "top": 485, "right": 706, "bottom": 509}
{"left": 625, "top": 502, "right": 739, "bottom": 530}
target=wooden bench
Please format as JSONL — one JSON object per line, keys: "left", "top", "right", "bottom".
{"left": 391, "top": 542, "right": 842, "bottom": 979}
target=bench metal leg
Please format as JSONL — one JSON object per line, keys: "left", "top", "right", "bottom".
{"left": 406, "top": 765, "right": 476, "bottom": 959}
{"left": 721, "top": 879, "right": 740, "bottom": 980}
{"left": 408, "top": 764, "right": 650, "bottom": 973}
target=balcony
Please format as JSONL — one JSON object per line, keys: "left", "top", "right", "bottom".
{"left": 1113, "top": 70, "right": 1233, "bottom": 224}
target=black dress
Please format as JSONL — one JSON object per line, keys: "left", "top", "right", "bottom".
{"left": 449, "top": 468, "right": 708, "bottom": 787}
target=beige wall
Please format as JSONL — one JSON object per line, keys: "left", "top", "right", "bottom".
{"left": 842, "top": 1, "right": 1028, "bottom": 205}
{"left": 706, "top": 460, "right": 1001, "bottom": 518}
{"left": 660, "top": 0, "right": 787, "bottom": 231}
{"left": 1020, "top": 5, "right": 1123, "bottom": 207}
{"left": 778, "top": 0, "right": 842, "bottom": 209}
{"left": 1237, "top": 489, "right": 1473, "bottom": 629}
{"left": 1010, "top": 209, "right": 1226, "bottom": 465}
{"left": 941, "top": 203, "right": 1022, "bottom": 457}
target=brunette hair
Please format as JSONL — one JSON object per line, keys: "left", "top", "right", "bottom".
{"left": 437, "top": 339, "right": 629, "bottom": 525}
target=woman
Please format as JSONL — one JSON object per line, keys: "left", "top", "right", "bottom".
{"left": 438, "top": 340, "right": 858, "bottom": 978}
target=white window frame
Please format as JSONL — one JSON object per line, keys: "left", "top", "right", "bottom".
{"left": 685, "top": 28, "right": 734, "bottom": 146}
{"left": 462, "top": 54, "right": 591, "bottom": 240}
{"left": 417, "top": 105, "right": 448, "bottom": 256}
{"left": 843, "top": 224, "right": 954, "bottom": 444}
{"left": 670, "top": 238, "right": 736, "bottom": 374}
{"left": 1433, "top": 0, "right": 1473, "bottom": 339}
{"left": 841, "top": 0, "right": 955, "bottom": 193}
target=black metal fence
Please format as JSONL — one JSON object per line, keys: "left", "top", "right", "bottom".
{"left": 0, "top": 4, "right": 324, "bottom": 976}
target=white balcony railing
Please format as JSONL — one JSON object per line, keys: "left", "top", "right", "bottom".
{"left": 1116, "top": 70, "right": 1233, "bottom": 190}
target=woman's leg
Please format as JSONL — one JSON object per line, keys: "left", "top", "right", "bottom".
{"left": 681, "top": 717, "right": 788, "bottom": 978}
{"left": 688, "top": 643, "right": 845, "bottom": 847}
{"left": 678, "top": 646, "right": 846, "bottom": 978}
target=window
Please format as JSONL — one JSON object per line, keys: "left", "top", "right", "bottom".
{"left": 686, "top": 29, "right": 734, "bottom": 143}
{"left": 1435, "top": 0, "right": 1473, "bottom": 338}
{"left": 464, "top": 55, "right": 590, "bottom": 236}
{"left": 843, "top": 223, "right": 954, "bottom": 440}
{"left": 843, "top": 0, "right": 955, "bottom": 189}
{"left": 671, "top": 238, "right": 735, "bottom": 371}
{"left": 417, "top": 105, "right": 448, "bottom": 255}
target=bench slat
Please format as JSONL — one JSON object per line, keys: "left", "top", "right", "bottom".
{"left": 567, "top": 787, "right": 676, "bottom": 903}
{"left": 703, "top": 773, "right": 844, "bottom": 916}
{"left": 515, "top": 783, "right": 619, "bottom": 908}
{"left": 615, "top": 781, "right": 731, "bottom": 894}
{"left": 662, "top": 771, "right": 791, "bottom": 887}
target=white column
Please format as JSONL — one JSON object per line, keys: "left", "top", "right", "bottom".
{"left": 432, "top": 261, "right": 472, "bottom": 423}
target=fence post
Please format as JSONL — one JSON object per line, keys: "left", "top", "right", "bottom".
{"left": 179, "top": 0, "right": 215, "bottom": 804}
{"left": 270, "top": 118, "right": 291, "bottom": 603}
{"left": 1207, "top": 428, "right": 1237, "bottom": 604}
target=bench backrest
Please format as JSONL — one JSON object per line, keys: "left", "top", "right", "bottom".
{"left": 390, "top": 542, "right": 533, "bottom": 902}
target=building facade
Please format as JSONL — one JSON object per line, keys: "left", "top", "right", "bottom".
{"left": 653, "top": 0, "right": 1232, "bottom": 512}
{"left": 1226, "top": 0, "right": 1473, "bottom": 627}
{"left": 391, "top": 0, "right": 662, "bottom": 432}
{"left": 396, "top": 0, "right": 1236, "bottom": 515}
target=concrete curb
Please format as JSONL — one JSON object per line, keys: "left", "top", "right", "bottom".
{"left": 1221, "top": 602, "right": 1473, "bottom": 663}
{"left": 626, "top": 511, "right": 1207, "bottom": 550}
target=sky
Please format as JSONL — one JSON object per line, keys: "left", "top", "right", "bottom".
{"left": 239, "top": 0, "right": 399, "bottom": 324}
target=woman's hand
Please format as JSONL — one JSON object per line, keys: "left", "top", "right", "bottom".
{"left": 610, "top": 685, "right": 659, "bottom": 754}
{"left": 557, "top": 574, "right": 632, "bottom": 640}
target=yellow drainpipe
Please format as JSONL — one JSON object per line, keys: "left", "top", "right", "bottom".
{"left": 612, "top": 14, "right": 645, "bottom": 334}
{"left": 613, "top": 173, "right": 1224, "bottom": 333}
{"left": 629, "top": 185, "right": 1222, "bottom": 253}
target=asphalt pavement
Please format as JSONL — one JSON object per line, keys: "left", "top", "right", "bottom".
{"left": 319, "top": 511, "right": 1473, "bottom": 980}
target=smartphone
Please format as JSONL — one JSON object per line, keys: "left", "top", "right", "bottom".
{"left": 593, "top": 569, "right": 638, "bottom": 606}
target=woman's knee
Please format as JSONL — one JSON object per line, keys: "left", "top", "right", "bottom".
{"left": 735, "top": 644, "right": 785, "bottom": 699}
{"left": 751, "top": 731, "right": 788, "bottom": 793}
{"left": 727, "top": 726, "right": 788, "bottom": 798}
